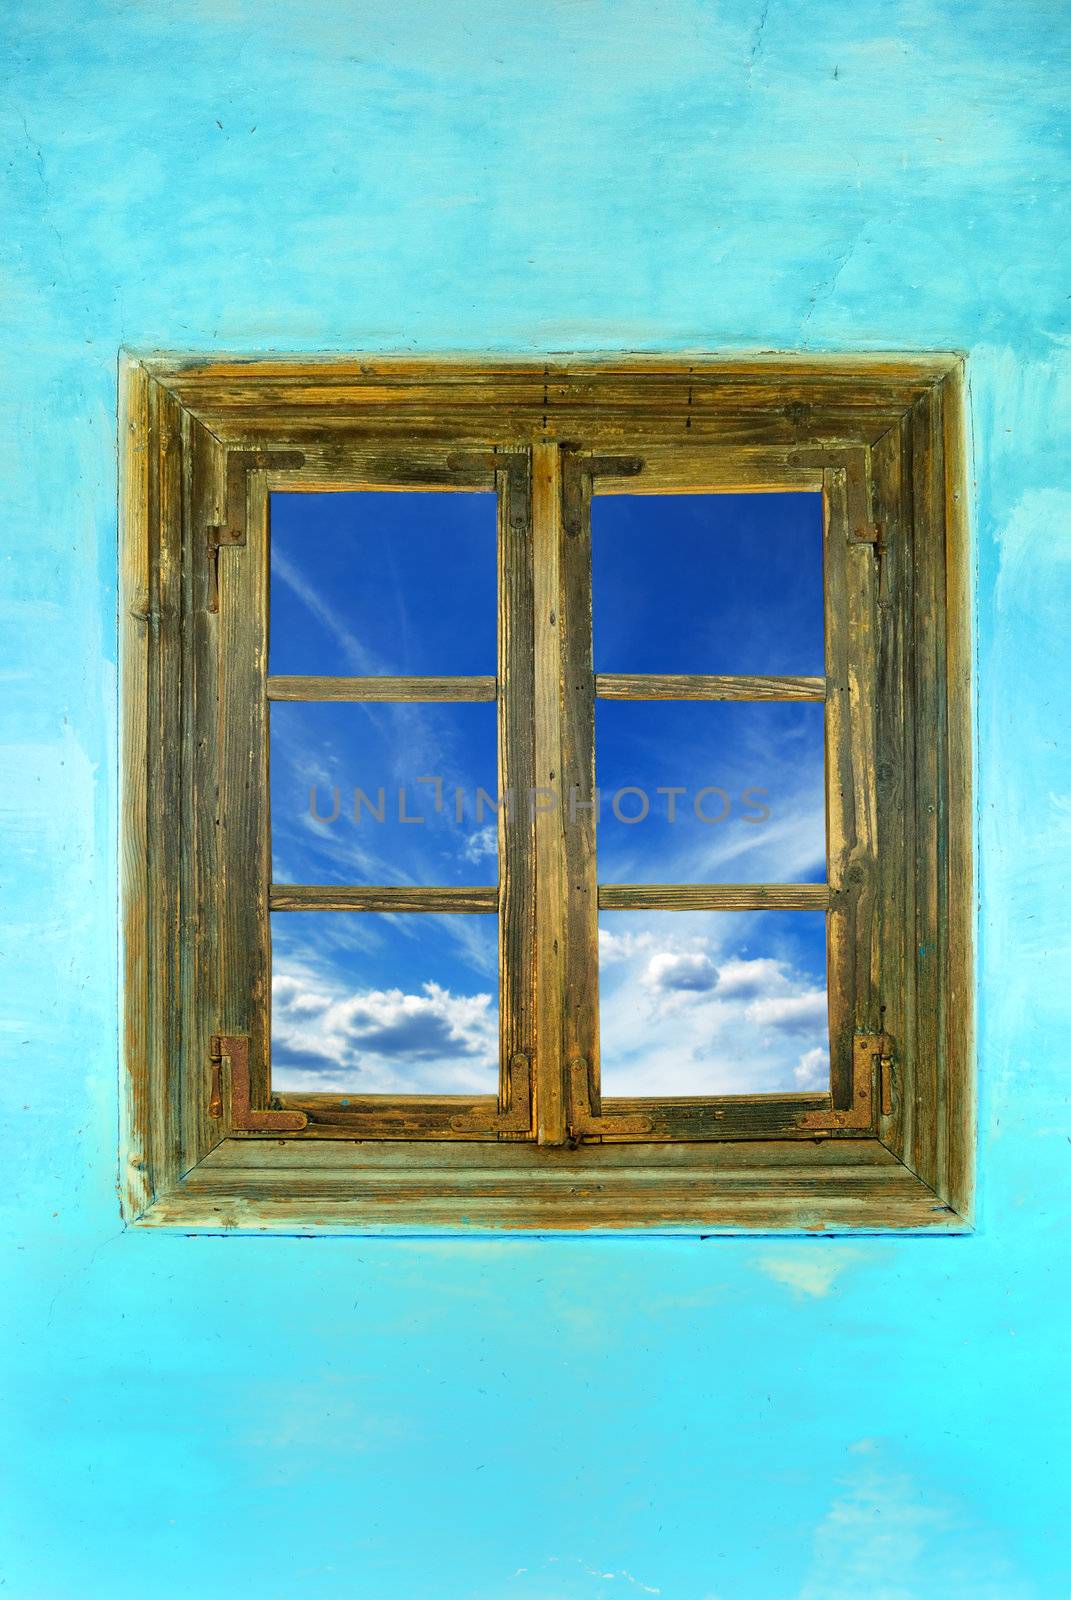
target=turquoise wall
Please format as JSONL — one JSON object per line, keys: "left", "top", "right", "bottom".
{"left": 2, "top": 2, "right": 1068, "bottom": 1594}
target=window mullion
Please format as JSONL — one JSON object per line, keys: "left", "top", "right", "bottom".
{"left": 497, "top": 449, "right": 538, "bottom": 1137}
{"left": 557, "top": 447, "right": 603, "bottom": 1139}
{"left": 530, "top": 441, "right": 571, "bottom": 1143}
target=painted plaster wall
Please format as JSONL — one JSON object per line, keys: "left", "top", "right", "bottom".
{"left": 1, "top": 2, "right": 1068, "bottom": 1595}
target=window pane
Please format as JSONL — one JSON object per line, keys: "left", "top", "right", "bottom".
{"left": 271, "top": 911, "right": 498, "bottom": 1095}
{"left": 598, "top": 910, "right": 828, "bottom": 1096}
{"left": 269, "top": 490, "right": 497, "bottom": 676}
{"left": 592, "top": 491, "right": 824, "bottom": 674}
{"left": 595, "top": 700, "right": 826, "bottom": 885}
{"left": 270, "top": 701, "right": 499, "bottom": 886}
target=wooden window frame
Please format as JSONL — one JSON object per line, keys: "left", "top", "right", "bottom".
{"left": 120, "top": 353, "right": 973, "bottom": 1232}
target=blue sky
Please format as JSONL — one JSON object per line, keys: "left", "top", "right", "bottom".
{"left": 268, "top": 488, "right": 829, "bottom": 1097}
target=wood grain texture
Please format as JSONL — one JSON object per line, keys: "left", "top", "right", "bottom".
{"left": 182, "top": 411, "right": 228, "bottom": 1170}
{"left": 218, "top": 464, "right": 273, "bottom": 1116}
{"left": 909, "top": 387, "right": 946, "bottom": 1194}
{"left": 276, "top": 1066, "right": 533, "bottom": 1139}
{"left": 274, "top": 1094, "right": 502, "bottom": 1141}
{"left": 597, "top": 883, "right": 830, "bottom": 910}
{"left": 558, "top": 450, "right": 604, "bottom": 1137}
{"left": 149, "top": 353, "right": 959, "bottom": 452}
{"left": 598, "top": 1094, "right": 831, "bottom": 1140}
{"left": 592, "top": 444, "right": 824, "bottom": 494}
{"left": 136, "top": 1135, "right": 964, "bottom": 1233}
{"left": 267, "top": 675, "right": 496, "bottom": 702}
{"left": 496, "top": 454, "right": 537, "bottom": 1135}
{"left": 531, "top": 441, "right": 567, "bottom": 1143}
{"left": 596, "top": 673, "right": 825, "bottom": 701}
{"left": 268, "top": 884, "right": 497, "bottom": 912}
{"left": 216, "top": 441, "right": 498, "bottom": 491}
{"left": 118, "top": 357, "right": 155, "bottom": 1218}
{"left": 940, "top": 364, "right": 975, "bottom": 1220}
{"left": 120, "top": 356, "right": 973, "bottom": 1229}
{"left": 870, "top": 417, "right": 913, "bottom": 1162}
{"left": 823, "top": 457, "right": 880, "bottom": 1110}
{"left": 273, "top": 1085, "right": 845, "bottom": 1144}
{"left": 152, "top": 382, "right": 186, "bottom": 1181}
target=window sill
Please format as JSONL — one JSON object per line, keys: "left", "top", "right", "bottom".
{"left": 133, "top": 1137, "right": 970, "bottom": 1234}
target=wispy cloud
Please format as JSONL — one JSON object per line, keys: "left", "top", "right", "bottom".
{"left": 271, "top": 544, "right": 383, "bottom": 675}
{"left": 594, "top": 687, "right": 828, "bottom": 893}
{"left": 457, "top": 823, "right": 498, "bottom": 865}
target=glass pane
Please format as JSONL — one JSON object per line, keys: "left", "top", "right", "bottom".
{"left": 269, "top": 490, "right": 497, "bottom": 676}
{"left": 598, "top": 910, "right": 828, "bottom": 1096}
{"left": 271, "top": 911, "right": 498, "bottom": 1095}
{"left": 271, "top": 701, "right": 499, "bottom": 886}
{"left": 592, "top": 491, "right": 824, "bottom": 674}
{"left": 595, "top": 700, "right": 826, "bottom": 885}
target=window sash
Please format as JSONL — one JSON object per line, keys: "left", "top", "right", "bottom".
{"left": 528, "top": 444, "right": 879, "bottom": 1141}
{"left": 214, "top": 438, "right": 880, "bottom": 1143}
{"left": 216, "top": 448, "right": 537, "bottom": 1139}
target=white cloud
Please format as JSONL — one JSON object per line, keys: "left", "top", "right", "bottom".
{"left": 746, "top": 989, "right": 828, "bottom": 1031}
{"left": 458, "top": 823, "right": 497, "bottom": 864}
{"left": 794, "top": 1046, "right": 828, "bottom": 1089}
{"left": 643, "top": 950, "right": 718, "bottom": 992}
{"left": 711, "top": 955, "right": 788, "bottom": 998}
{"left": 272, "top": 966, "right": 497, "bottom": 1094}
{"left": 599, "top": 917, "right": 830, "bottom": 1096}
{"left": 599, "top": 926, "right": 657, "bottom": 963}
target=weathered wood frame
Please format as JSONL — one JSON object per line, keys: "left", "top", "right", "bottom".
{"left": 120, "top": 353, "right": 972, "bottom": 1231}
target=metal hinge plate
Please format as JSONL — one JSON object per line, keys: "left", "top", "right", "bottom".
{"left": 561, "top": 448, "right": 644, "bottom": 536}
{"left": 567, "top": 1056, "right": 652, "bottom": 1140}
{"left": 209, "top": 1033, "right": 308, "bottom": 1133}
{"left": 206, "top": 448, "right": 305, "bottom": 610}
{"left": 450, "top": 1053, "right": 534, "bottom": 1135}
{"left": 797, "top": 1032, "right": 893, "bottom": 1132}
{"left": 849, "top": 520, "right": 883, "bottom": 548}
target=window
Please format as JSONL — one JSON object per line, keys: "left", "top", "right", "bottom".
{"left": 121, "top": 355, "right": 973, "bottom": 1230}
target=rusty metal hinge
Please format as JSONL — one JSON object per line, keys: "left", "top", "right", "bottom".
{"left": 849, "top": 518, "right": 888, "bottom": 580}
{"left": 445, "top": 448, "right": 526, "bottom": 477}
{"left": 879, "top": 1042, "right": 896, "bottom": 1117}
{"left": 561, "top": 448, "right": 644, "bottom": 536}
{"left": 847, "top": 520, "right": 891, "bottom": 605}
{"left": 797, "top": 1032, "right": 893, "bottom": 1132}
{"left": 450, "top": 1053, "right": 534, "bottom": 1135}
{"left": 209, "top": 1033, "right": 308, "bottom": 1133}
{"left": 206, "top": 448, "right": 305, "bottom": 611}
{"left": 567, "top": 1056, "right": 652, "bottom": 1140}
{"left": 849, "top": 520, "right": 883, "bottom": 547}
{"left": 579, "top": 454, "right": 645, "bottom": 480}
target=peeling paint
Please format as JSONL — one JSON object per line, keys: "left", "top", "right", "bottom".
{"left": 757, "top": 1245, "right": 870, "bottom": 1298}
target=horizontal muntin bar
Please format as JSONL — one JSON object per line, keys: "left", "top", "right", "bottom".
{"left": 267, "top": 675, "right": 497, "bottom": 703}
{"left": 270, "top": 885, "right": 498, "bottom": 913}
{"left": 597, "top": 883, "right": 830, "bottom": 911}
{"left": 595, "top": 674, "right": 825, "bottom": 702}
